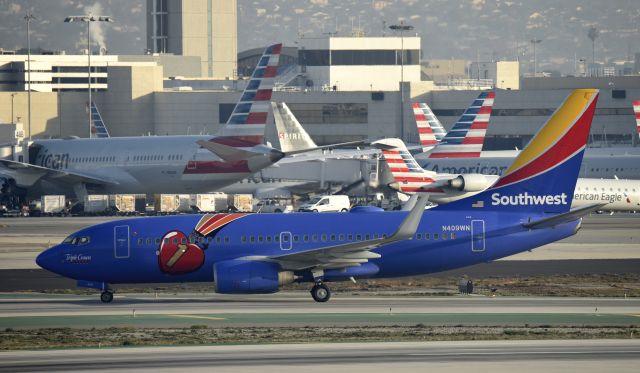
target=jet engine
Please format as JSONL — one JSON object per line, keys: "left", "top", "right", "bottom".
{"left": 447, "top": 174, "right": 493, "bottom": 192}
{"left": 213, "top": 259, "right": 295, "bottom": 294}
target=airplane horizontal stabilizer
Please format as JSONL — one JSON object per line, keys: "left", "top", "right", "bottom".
{"left": 196, "top": 140, "right": 264, "bottom": 162}
{"left": 283, "top": 140, "right": 367, "bottom": 156}
{"left": 522, "top": 203, "right": 606, "bottom": 229}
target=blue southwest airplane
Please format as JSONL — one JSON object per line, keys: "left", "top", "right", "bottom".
{"left": 37, "top": 89, "right": 602, "bottom": 303}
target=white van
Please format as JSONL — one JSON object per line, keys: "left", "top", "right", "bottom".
{"left": 298, "top": 195, "right": 350, "bottom": 212}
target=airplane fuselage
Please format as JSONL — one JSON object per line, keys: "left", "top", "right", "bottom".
{"left": 418, "top": 148, "right": 640, "bottom": 179}
{"left": 39, "top": 208, "right": 579, "bottom": 286}
{"left": 28, "top": 136, "right": 259, "bottom": 195}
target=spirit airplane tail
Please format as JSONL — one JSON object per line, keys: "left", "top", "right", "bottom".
{"left": 427, "top": 91, "right": 495, "bottom": 158}
{"left": 272, "top": 102, "right": 318, "bottom": 152}
{"left": 438, "top": 89, "right": 599, "bottom": 213}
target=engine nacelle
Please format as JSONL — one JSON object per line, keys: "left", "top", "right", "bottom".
{"left": 447, "top": 174, "right": 492, "bottom": 192}
{"left": 214, "top": 259, "right": 294, "bottom": 294}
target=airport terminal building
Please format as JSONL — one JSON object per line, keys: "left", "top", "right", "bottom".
{"left": 1, "top": 29, "right": 639, "bottom": 149}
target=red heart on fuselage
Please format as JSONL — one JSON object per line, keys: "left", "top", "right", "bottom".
{"left": 158, "top": 230, "right": 205, "bottom": 275}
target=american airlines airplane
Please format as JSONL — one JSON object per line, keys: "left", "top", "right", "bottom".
{"left": 0, "top": 44, "right": 336, "bottom": 200}
{"left": 378, "top": 137, "right": 640, "bottom": 212}
{"left": 413, "top": 97, "right": 640, "bottom": 179}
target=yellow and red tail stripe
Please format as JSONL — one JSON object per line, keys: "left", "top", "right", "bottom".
{"left": 195, "top": 213, "right": 246, "bottom": 236}
{"left": 492, "top": 89, "right": 599, "bottom": 189}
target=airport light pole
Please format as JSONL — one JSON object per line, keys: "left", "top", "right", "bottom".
{"left": 530, "top": 39, "right": 542, "bottom": 77}
{"left": 389, "top": 21, "right": 414, "bottom": 82}
{"left": 64, "top": 15, "right": 113, "bottom": 137}
{"left": 24, "top": 12, "right": 36, "bottom": 141}
{"left": 389, "top": 21, "right": 414, "bottom": 141}
{"left": 10, "top": 93, "right": 16, "bottom": 124}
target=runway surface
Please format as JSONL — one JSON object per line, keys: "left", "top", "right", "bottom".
{"left": 1, "top": 340, "right": 639, "bottom": 372}
{"left": 1, "top": 294, "right": 639, "bottom": 328}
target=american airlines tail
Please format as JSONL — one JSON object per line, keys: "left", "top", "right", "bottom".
{"left": 411, "top": 102, "right": 445, "bottom": 151}
{"left": 428, "top": 91, "right": 495, "bottom": 158}
{"left": 272, "top": 102, "right": 318, "bottom": 152}
{"left": 633, "top": 100, "right": 640, "bottom": 142}
{"left": 374, "top": 138, "right": 442, "bottom": 194}
{"left": 88, "top": 101, "right": 110, "bottom": 139}
{"left": 212, "top": 43, "right": 282, "bottom": 147}
{"left": 438, "top": 89, "right": 599, "bottom": 213}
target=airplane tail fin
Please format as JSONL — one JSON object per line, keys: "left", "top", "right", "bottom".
{"left": 411, "top": 102, "right": 444, "bottom": 151}
{"left": 213, "top": 43, "right": 282, "bottom": 147}
{"left": 633, "top": 100, "right": 640, "bottom": 142}
{"left": 272, "top": 102, "right": 318, "bottom": 152}
{"left": 88, "top": 101, "right": 110, "bottom": 138}
{"left": 436, "top": 89, "right": 599, "bottom": 213}
{"left": 373, "top": 138, "right": 441, "bottom": 194}
{"left": 428, "top": 91, "right": 495, "bottom": 158}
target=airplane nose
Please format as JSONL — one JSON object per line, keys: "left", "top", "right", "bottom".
{"left": 36, "top": 247, "right": 57, "bottom": 272}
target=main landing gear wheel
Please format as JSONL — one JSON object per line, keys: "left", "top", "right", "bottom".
{"left": 100, "top": 291, "right": 114, "bottom": 303}
{"left": 311, "top": 283, "right": 331, "bottom": 302}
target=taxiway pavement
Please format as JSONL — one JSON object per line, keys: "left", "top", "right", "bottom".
{"left": 1, "top": 339, "right": 639, "bottom": 373}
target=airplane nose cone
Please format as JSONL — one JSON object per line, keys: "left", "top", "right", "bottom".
{"left": 36, "top": 247, "right": 57, "bottom": 272}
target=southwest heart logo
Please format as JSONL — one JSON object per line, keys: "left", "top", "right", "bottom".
{"left": 158, "top": 230, "right": 204, "bottom": 275}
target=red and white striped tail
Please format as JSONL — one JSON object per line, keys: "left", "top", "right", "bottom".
{"left": 428, "top": 91, "right": 495, "bottom": 159}
{"left": 213, "top": 43, "right": 282, "bottom": 147}
{"left": 633, "top": 100, "right": 640, "bottom": 141}
{"left": 412, "top": 102, "right": 438, "bottom": 150}
{"left": 375, "top": 138, "right": 442, "bottom": 194}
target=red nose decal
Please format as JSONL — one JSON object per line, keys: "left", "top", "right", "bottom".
{"left": 158, "top": 230, "right": 204, "bottom": 275}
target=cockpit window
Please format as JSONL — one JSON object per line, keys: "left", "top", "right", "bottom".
{"left": 62, "top": 236, "right": 90, "bottom": 245}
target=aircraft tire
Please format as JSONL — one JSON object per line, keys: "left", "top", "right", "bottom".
{"left": 310, "top": 283, "right": 331, "bottom": 302}
{"left": 100, "top": 291, "right": 114, "bottom": 303}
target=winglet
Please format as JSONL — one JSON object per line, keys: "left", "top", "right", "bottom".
{"left": 389, "top": 194, "right": 429, "bottom": 240}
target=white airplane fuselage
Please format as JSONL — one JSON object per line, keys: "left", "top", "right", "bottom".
{"left": 27, "top": 136, "right": 266, "bottom": 196}
{"left": 429, "top": 177, "right": 640, "bottom": 212}
{"left": 418, "top": 148, "right": 640, "bottom": 179}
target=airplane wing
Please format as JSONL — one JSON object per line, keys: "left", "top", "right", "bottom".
{"left": 0, "top": 159, "right": 119, "bottom": 186}
{"left": 269, "top": 195, "right": 429, "bottom": 271}
{"left": 522, "top": 203, "right": 606, "bottom": 229}
{"left": 197, "top": 139, "right": 373, "bottom": 165}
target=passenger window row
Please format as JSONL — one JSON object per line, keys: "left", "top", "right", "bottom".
{"left": 135, "top": 231, "right": 457, "bottom": 248}
{"left": 415, "top": 232, "right": 456, "bottom": 240}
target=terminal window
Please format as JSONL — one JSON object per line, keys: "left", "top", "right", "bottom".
{"left": 287, "top": 103, "right": 368, "bottom": 124}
